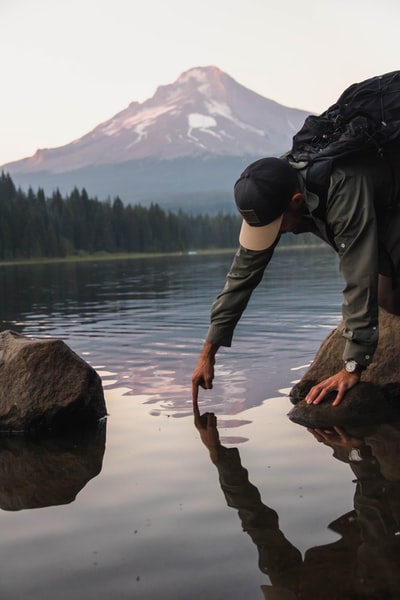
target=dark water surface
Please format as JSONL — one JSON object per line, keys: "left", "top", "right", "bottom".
{"left": 0, "top": 247, "right": 399, "bottom": 599}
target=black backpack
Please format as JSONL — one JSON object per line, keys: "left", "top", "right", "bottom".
{"left": 288, "top": 70, "right": 400, "bottom": 198}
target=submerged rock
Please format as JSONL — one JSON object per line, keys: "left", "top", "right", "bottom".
{"left": 288, "top": 309, "right": 400, "bottom": 428}
{"left": 0, "top": 330, "right": 106, "bottom": 433}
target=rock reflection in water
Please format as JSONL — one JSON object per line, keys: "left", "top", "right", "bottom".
{"left": 0, "top": 423, "right": 106, "bottom": 511}
{"left": 194, "top": 402, "right": 400, "bottom": 600}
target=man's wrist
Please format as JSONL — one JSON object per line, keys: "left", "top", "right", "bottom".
{"left": 200, "top": 342, "right": 219, "bottom": 360}
{"left": 343, "top": 359, "right": 366, "bottom": 376}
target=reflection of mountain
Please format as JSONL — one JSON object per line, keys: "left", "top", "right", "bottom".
{"left": 0, "top": 424, "right": 106, "bottom": 510}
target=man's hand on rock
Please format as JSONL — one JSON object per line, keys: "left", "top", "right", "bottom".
{"left": 305, "top": 369, "right": 361, "bottom": 407}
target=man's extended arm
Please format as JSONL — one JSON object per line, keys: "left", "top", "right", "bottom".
{"left": 192, "top": 244, "right": 275, "bottom": 399}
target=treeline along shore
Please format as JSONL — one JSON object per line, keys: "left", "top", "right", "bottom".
{"left": 0, "top": 171, "right": 321, "bottom": 261}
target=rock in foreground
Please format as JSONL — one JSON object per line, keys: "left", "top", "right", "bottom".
{"left": 288, "top": 382, "right": 400, "bottom": 428}
{"left": 0, "top": 330, "right": 106, "bottom": 433}
{"left": 288, "top": 309, "right": 400, "bottom": 428}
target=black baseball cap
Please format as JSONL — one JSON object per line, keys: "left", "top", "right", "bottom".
{"left": 234, "top": 157, "right": 298, "bottom": 250}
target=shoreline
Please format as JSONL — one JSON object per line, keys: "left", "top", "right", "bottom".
{"left": 0, "top": 242, "right": 328, "bottom": 267}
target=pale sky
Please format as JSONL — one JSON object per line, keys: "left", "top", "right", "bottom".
{"left": 1, "top": 0, "right": 399, "bottom": 166}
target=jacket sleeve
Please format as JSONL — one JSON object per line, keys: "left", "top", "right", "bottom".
{"left": 326, "top": 164, "right": 379, "bottom": 366}
{"left": 206, "top": 244, "right": 275, "bottom": 347}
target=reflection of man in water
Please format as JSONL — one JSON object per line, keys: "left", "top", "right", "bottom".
{"left": 194, "top": 405, "right": 400, "bottom": 599}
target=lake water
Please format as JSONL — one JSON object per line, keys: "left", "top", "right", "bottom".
{"left": 1, "top": 247, "right": 400, "bottom": 599}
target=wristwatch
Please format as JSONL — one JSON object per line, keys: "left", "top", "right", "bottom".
{"left": 348, "top": 448, "right": 363, "bottom": 462}
{"left": 344, "top": 359, "right": 365, "bottom": 375}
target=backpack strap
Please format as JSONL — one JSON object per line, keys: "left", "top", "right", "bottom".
{"left": 305, "top": 160, "right": 332, "bottom": 219}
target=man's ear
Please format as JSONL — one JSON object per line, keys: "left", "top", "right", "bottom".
{"left": 290, "top": 192, "right": 305, "bottom": 209}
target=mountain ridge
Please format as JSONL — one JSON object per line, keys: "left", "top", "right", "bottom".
{"left": 2, "top": 66, "right": 310, "bottom": 210}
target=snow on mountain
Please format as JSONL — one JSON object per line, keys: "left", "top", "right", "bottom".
{"left": 3, "top": 66, "right": 309, "bottom": 175}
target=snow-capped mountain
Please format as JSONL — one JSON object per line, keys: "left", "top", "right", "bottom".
{"left": 2, "top": 66, "right": 310, "bottom": 210}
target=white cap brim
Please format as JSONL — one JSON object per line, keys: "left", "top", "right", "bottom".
{"left": 239, "top": 214, "right": 283, "bottom": 251}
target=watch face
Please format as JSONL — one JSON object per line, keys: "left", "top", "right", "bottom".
{"left": 345, "top": 360, "right": 357, "bottom": 373}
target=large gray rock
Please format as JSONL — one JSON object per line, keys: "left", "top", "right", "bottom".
{"left": 0, "top": 330, "right": 106, "bottom": 433}
{"left": 288, "top": 309, "right": 400, "bottom": 428}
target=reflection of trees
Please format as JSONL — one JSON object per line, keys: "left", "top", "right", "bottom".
{"left": 0, "top": 424, "right": 106, "bottom": 510}
{"left": 194, "top": 408, "right": 400, "bottom": 600}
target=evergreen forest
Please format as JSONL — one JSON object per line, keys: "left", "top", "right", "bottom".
{"left": 0, "top": 172, "right": 319, "bottom": 260}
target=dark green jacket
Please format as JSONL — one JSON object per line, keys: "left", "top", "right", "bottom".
{"left": 206, "top": 154, "right": 400, "bottom": 366}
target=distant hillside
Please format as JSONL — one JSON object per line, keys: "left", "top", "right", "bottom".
{"left": 2, "top": 66, "right": 310, "bottom": 212}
